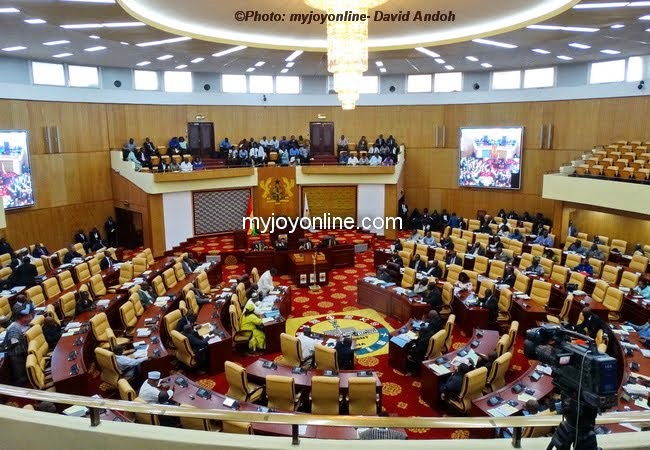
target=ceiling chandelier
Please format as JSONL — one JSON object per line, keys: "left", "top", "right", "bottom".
{"left": 305, "top": 0, "right": 390, "bottom": 110}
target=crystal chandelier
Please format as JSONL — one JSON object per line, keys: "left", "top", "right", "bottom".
{"left": 305, "top": 0, "right": 390, "bottom": 109}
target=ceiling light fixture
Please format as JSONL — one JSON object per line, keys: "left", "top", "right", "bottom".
{"left": 527, "top": 24, "right": 599, "bottom": 32}
{"left": 254, "top": 61, "right": 266, "bottom": 67}
{"left": 1, "top": 46, "right": 26, "bottom": 51}
{"left": 573, "top": 2, "right": 627, "bottom": 8}
{"left": 557, "top": 55, "right": 573, "bottom": 60}
{"left": 434, "top": 58, "right": 445, "bottom": 64}
{"left": 157, "top": 54, "right": 173, "bottom": 60}
{"left": 481, "top": 63, "right": 493, "bottom": 68}
{"left": 43, "top": 40, "right": 70, "bottom": 46}
{"left": 285, "top": 50, "right": 303, "bottom": 62}
{"left": 25, "top": 18, "right": 46, "bottom": 24}
{"left": 610, "top": 24, "right": 625, "bottom": 28}
{"left": 472, "top": 38, "right": 517, "bottom": 49}
{"left": 280, "top": 68, "right": 289, "bottom": 73}
{"left": 103, "top": 22, "right": 145, "bottom": 28}
{"left": 375, "top": 61, "right": 383, "bottom": 67}
{"left": 89, "top": 35, "right": 100, "bottom": 39}
{"left": 286, "top": 62, "right": 295, "bottom": 68}
{"left": 415, "top": 47, "right": 441, "bottom": 58}
{"left": 246, "top": 67, "right": 255, "bottom": 72}
{"left": 60, "top": 0, "right": 115, "bottom": 3}
{"left": 136, "top": 61, "right": 151, "bottom": 66}
{"left": 120, "top": 41, "right": 129, "bottom": 45}
{"left": 465, "top": 56, "right": 479, "bottom": 61}
{"left": 600, "top": 49, "right": 621, "bottom": 54}
{"left": 305, "top": 0, "right": 390, "bottom": 109}
{"left": 569, "top": 43, "right": 591, "bottom": 49}
{"left": 444, "top": 65, "right": 455, "bottom": 70}
{"left": 212, "top": 45, "right": 246, "bottom": 57}
{"left": 190, "top": 57, "right": 204, "bottom": 63}
{"left": 137, "top": 36, "right": 191, "bottom": 47}
{"left": 640, "top": 14, "right": 650, "bottom": 19}
{"left": 53, "top": 53, "right": 73, "bottom": 58}
{"left": 532, "top": 48, "right": 551, "bottom": 54}
{"left": 84, "top": 46, "right": 106, "bottom": 52}
{"left": 0, "top": 7, "right": 19, "bottom": 13}
{"left": 379, "top": 67, "right": 386, "bottom": 73}
{"left": 176, "top": 65, "right": 188, "bottom": 69}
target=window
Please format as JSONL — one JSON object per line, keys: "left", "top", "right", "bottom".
{"left": 134, "top": 70, "right": 159, "bottom": 90}
{"left": 164, "top": 71, "right": 192, "bottom": 92}
{"left": 68, "top": 65, "right": 99, "bottom": 88}
{"left": 222, "top": 74, "right": 247, "bottom": 93}
{"left": 359, "top": 76, "right": 379, "bottom": 94}
{"left": 434, "top": 72, "right": 462, "bottom": 92}
{"left": 492, "top": 70, "right": 521, "bottom": 90}
{"left": 32, "top": 61, "right": 65, "bottom": 86}
{"left": 407, "top": 74, "right": 432, "bottom": 93}
{"left": 589, "top": 59, "right": 625, "bottom": 84}
{"left": 627, "top": 56, "right": 643, "bottom": 82}
{"left": 523, "top": 67, "right": 555, "bottom": 88}
{"left": 275, "top": 76, "right": 300, "bottom": 94}
{"left": 249, "top": 75, "right": 273, "bottom": 94}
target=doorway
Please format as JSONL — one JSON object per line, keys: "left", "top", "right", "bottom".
{"left": 115, "top": 208, "right": 144, "bottom": 250}
{"left": 309, "top": 122, "right": 335, "bottom": 154}
{"left": 187, "top": 122, "right": 215, "bottom": 157}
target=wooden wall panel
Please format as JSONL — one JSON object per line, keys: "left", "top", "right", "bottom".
{"left": 302, "top": 186, "right": 356, "bottom": 223}
{"left": 566, "top": 207, "right": 650, "bottom": 252}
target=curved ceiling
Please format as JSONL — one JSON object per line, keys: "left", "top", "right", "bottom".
{"left": 117, "top": 0, "right": 578, "bottom": 51}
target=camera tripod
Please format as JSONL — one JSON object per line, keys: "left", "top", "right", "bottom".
{"left": 546, "top": 396, "right": 601, "bottom": 450}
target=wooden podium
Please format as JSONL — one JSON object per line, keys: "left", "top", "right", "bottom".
{"left": 288, "top": 251, "right": 330, "bottom": 288}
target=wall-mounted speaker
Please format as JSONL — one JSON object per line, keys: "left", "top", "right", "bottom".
{"left": 473, "top": 83, "right": 480, "bottom": 90}
{"left": 638, "top": 80, "right": 645, "bottom": 90}
{"left": 113, "top": 80, "right": 122, "bottom": 88}
{"left": 389, "top": 85, "right": 396, "bottom": 93}
{"left": 203, "top": 84, "right": 211, "bottom": 91}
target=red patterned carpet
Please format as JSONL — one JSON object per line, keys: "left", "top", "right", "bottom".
{"left": 182, "top": 233, "right": 532, "bottom": 440}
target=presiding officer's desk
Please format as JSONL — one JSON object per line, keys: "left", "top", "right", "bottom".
{"left": 419, "top": 329, "right": 500, "bottom": 409}
{"left": 244, "top": 245, "right": 356, "bottom": 277}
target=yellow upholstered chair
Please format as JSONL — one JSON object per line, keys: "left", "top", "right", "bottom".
{"left": 279, "top": 333, "right": 311, "bottom": 367}
{"left": 620, "top": 271, "right": 640, "bottom": 289}
{"left": 507, "top": 321, "right": 519, "bottom": 354}
{"left": 129, "top": 293, "right": 145, "bottom": 317}
{"left": 497, "top": 289, "right": 512, "bottom": 322}
{"left": 236, "top": 283, "right": 247, "bottom": 308}
{"left": 229, "top": 305, "right": 252, "bottom": 350}
{"left": 592, "top": 280, "right": 608, "bottom": 303}
{"left": 74, "top": 263, "right": 91, "bottom": 283}
{"left": 95, "top": 347, "right": 123, "bottom": 388}
{"left": 152, "top": 276, "right": 166, "bottom": 297}
{"left": 310, "top": 376, "right": 341, "bottom": 415}
{"left": 222, "top": 421, "right": 253, "bottom": 435}
{"left": 25, "top": 286, "right": 46, "bottom": 307}
{"left": 610, "top": 239, "right": 627, "bottom": 254}
{"left": 443, "top": 314, "right": 455, "bottom": 353}
{"left": 162, "top": 268, "right": 177, "bottom": 289}
{"left": 630, "top": 255, "right": 649, "bottom": 273}
{"left": 266, "top": 375, "right": 299, "bottom": 411}
{"left": 551, "top": 266, "right": 569, "bottom": 285}
{"left": 143, "top": 248, "right": 155, "bottom": 266}
{"left": 0, "top": 267, "right": 11, "bottom": 282}
{"left": 540, "top": 257, "right": 554, "bottom": 276}
{"left": 179, "top": 404, "right": 214, "bottom": 431}
{"left": 45, "top": 304, "right": 60, "bottom": 326}
{"left": 133, "top": 397, "right": 161, "bottom": 426}
{"left": 589, "top": 258, "right": 604, "bottom": 278}
{"left": 495, "top": 334, "right": 511, "bottom": 357}
{"left": 486, "top": 352, "right": 512, "bottom": 392}
{"left": 473, "top": 256, "right": 489, "bottom": 275}
{"left": 90, "top": 312, "right": 130, "bottom": 350}
{"left": 163, "top": 309, "right": 183, "bottom": 340}
{"left": 119, "top": 263, "right": 134, "bottom": 284}
{"left": 564, "top": 254, "right": 582, "bottom": 270}
{"left": 522, "top": 410, "right": 555, "bottom": 438}
{"left": 434, "top": 248, "right": 447, "bottom": 262}
{"left": 347, "top": 377, "right": 379, "bottom": 416}
{"left": 398, "top": 250, "right": 411, "bottom": 268}
{"left": 58, "top": 292, "right": 76, "bottom": 319}
{"left": 448, "top": 367, "right": 488, "bottom": 414}
{"left": 530, "top": 280, "right": 551, "bottom": 307}
{"left": 224, "top": 361, "right": 264, "bottom": 402}
{"left": 118, "top": 378, "right": 136, "bottom": 401}
{"left": 518, "top": 253, "right": 534, "bottom": 271}
{"left": 509, "top": 240, "right": 523, "bottom": 256}
{"left": 32, "top": 258, "right": 46, "bottom": 276}
{"left": 170, "top": 330, "right": 197, "bottom": 369}
{"left": 401, "top": 267, "right": 416, "bottom": 289}
{"left": 119, "top": 301, "right": 138, "bottom": 335}
{"left": 132, "top": 258, "right": 147, "bottom": 277}
{"left": 601, "top": 265, "right": 620, "bottom": 284}
{"left": 603, "top": 287, "right": 624, "bottom": 321}
{"left": 314, "top": 343, "right": 338, "bottom": 371}
{"left": 250, "top": 267, "right": 260, "bottom": 283}
{"left": 88, "top": 258, "right": 101, "bottom": 276}
{"left": 568, "top": 272, "right": 585, "bottom": 290}
{"left": 488, "top": 260, "right": 506, "bottom": 280}
{"left": 440, "top": 282, "right": 453, "bottom": 316}
{"left": 446, "top": 264, "right": 462, "bottom": 284}
{"left": 174, "top": 262, "right": 186, "bottom": 282}
{"left": 41, "top": 278, "right": 61, "bottom": 300}
{"left": 184, "top": 290, "right": 200, "bottom": 317}
{"left": 513, "top": 271, "right": 530, "bottom": 293}
{"left": 547, "top": 294, "right": 573, "bottom": 324}
{"left": 26, "top": 354, "right": 54, "bottom": 391}
{"left": 530, "top": 244, "right": 544, "bottom": 257}
{"left": 0, "top": 296, "right": 11, "bottom": 324}
{"left": 425, "top": 329, "right": 447, "bottom": 360}
{"left": 88, "top": 274, "right": 108, "bottom": 299}
{"left": 56, "top": 270, "right": 75, "bottom": 291}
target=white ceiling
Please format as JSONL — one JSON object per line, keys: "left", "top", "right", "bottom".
{"left": 1, "top": 0, "right": 650, "bottom": 76}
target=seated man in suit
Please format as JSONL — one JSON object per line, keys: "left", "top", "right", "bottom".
{"left": 181, "top": 254, "right": 198, "bottom": 274}
{"left": 586, "top": 243, "right": 605, "bottom": 261}
{"left": 493, "top": 247, "right": 513, "bottom": 264}
{"left": 182, "top": 324, "right": 208, "bottom": 370}
{"left": 137, "top": 282, "right": 156, "bottom": 307}
{"left": 298, "top": 238, "right": 313, "bottom": 250}
{"left": 63, "top": 244, "right": 83, "bottom": 264}
{"left": 500, "top": 266, "right": 516, "bottom": 288}
{"left": 527, "top": 256, "right": 545, "bottom": 275}
{"left": 573, "top": 257, "right": 594, "bottom": 276}
{"left": 335, "top": 337, "right": 354, "bottom": 370}
{"left": 508, "top": 228, "right": 525, "bottom": 243}
{"left": 251, "top": 240, "right": 267, "bottom": 251}
{"left": 74, "top": 229, "right": 91, "bottom": 253}
{"left": 409, "top": 254, "right": 425, "bottom": 272}
{"left": 445, "top": 250, "right": 462, "bottom": 266}
{"left": 11, "top": 256, "right": 38, "bottom": 287}
{"left": 476, "top": 351, "right": 498, "bottom": 372}
{"left": 422, "top": 282, "right": 442, "bottom": 310}
{"left": 413, "top": 278, "right": 429, "bottom": 294}
{"left": 480, "top": 288, "right": 499, "bottom": 327}
{"left": 31, "top": 243, "right": 49, "bottom": 258}
{"left": 114, "top": 344, "right": 147, "bottom": 379}
{"left": 423, "top": 260, "right": 443, "bottom": 278}
{"left": 567, "top": 240, "right": 588, "bottom": 255}
{"left": 99, "top": 249, "right": 120, "bottom": 270}
{"left": 406, "top": 311, "right": 442, "bottom": 373}
{"left": 574, "top": 307, "right": 609, "bottom": 340}
{"left": 441, "top": 363, "right": 472, "bottom": 400}
{"left": 387, "top": 251, "right": 403, "bottom": 268}
{"left": 468, "top": 242, "right": 485, "bottom": 256}
{"left": 274, "top": 238, "right": 288, "bottom": 251}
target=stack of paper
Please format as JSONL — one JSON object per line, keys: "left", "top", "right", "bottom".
{"left": 624, "top": 384, "right": 648, "bottom": 395}
{"left": 517, "top": 393, "right": 536, "bottom": 403}
{"left": 96, "top": 299, "right": 110, "bottom": 308}
{"left": 634, "top": 399, "right": 650, "bottom": 410}
{"left": 641, "top": 349, "right": 650, "bottom": 358}
{"left": 62, "top": 405, "right": 88, "bottom": 417}
{"left": 136, "top": 328, "right": 151, "bottom": 338}
{"left": 133, "top": 349, "right": 148, "bottom": 359}
{"left": 261, "top": 317, "right": 276, "bottom": 324}
{"left": 428, "top": 364, "right": 451, "bottom": 375}
{"left": 488, "top": 403, "right": 519, "bottom": 416}
{"left": 536, "top": 365, "right": 553, "bottom": 375}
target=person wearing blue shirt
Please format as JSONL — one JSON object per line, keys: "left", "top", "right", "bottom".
{"left": 168, "top": 136, "right": 179, "bottom": 149}
{"left": 508, "top": 229, "right": 524, "bottom": 243}
{"left": 573, "top": 258, "right": 593, "bottom": 276}
{"left": 289, "top": 146, "right": 300, "bottom": 159}
{"left": 219, "top": 137, "right": 230, "bottom": 156}
{"left": 626, "top": 319, "right": 650, "bottom": 340}
{"left": 279, "top": 150, "right": 289, "bottom": 166}
{"left": 422, "top": 231, "right": 436, "bottom": 246}
{"left": 633, "top": 279, "right": 650, "bottom": 300}
{"left": 527, "top": 256, "right": 545, "bottom": 275}
{"left": 533, "top": 230, "right": 553, "bottom": 247}
{"left": 567, "top": 240, "right": 588, "bottom": 256}
{"left": 448, "top": 213, "right": 461, "bottom": 229}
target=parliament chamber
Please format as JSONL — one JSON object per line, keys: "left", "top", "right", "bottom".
{"left": 3, "top": 1, "right": 650, "bottom": 448}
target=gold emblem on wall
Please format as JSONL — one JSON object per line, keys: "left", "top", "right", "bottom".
{"left": 259, "top": 177, "right": 295, "bottom": 204}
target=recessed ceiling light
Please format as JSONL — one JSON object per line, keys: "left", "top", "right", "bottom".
{"left": 157, "top": 54, "right": 173, "bottom": 60}
{"left": 212, "top": 45, "right": 246, "bottom": 57}
{"left": 285, "top": 50, "right": 303, "bottom": 62}
{"left": 434, "top": 58, "right": 445, "bottom": 64}
{"left": 0, "top": 7, "right": 20, "bottom": 13}
{"left": 102, "top": 22, "right": 145, "bottom": 28}
{"left": 280, "top": 68, "right": 289, "bottom": 73}
{"left": 557, "top": 55, "right": 573, "bottom": 60}
{"left": 640, "top": 14, "right": 650, "bottom": 20}
{"left": 610, "top": 24, "right": 625, "bottom": 28}
{"left": 43, "top": 40, "right": 70, "bottom": 46}
{"left": 136, "top": 61, "right": 151, "bottom": 66}
{"left": 481, "top": 63, "right": 493, "bottom": 68}
{"left": 631, "top": 1, "right": 650, "bottom": 5}
{"left": 527, "top": 24, "right": 599, "bottom": 32}
{"left": 465, "top": 56, "right": 479, "bottom": 61}
{"left": 573, "top": 2, "right": 627, "bottom": 8}
{"left": 61, "top": 23, "right": 103, "bottom": 29}
{"left": 120, "top": 41, "right": 129, "bottom": 45}
{"left": 137, "top": 36, "right": 191, "bottom": 47}
{"left": 569, "top": 43, "right": 591, "bottom": 49}
{"left": 25, "top": 18, "right": 46, "bottom": 24}
{"left": 445, "top": 65, "right": 455, "bottom": 70}
{"left": 254, "top": 61, "right": 265, "bottom": 67}
{"left": 375, "top": 61, "right": 383, "bottom": 67}
{"left": 190, "top": 57, "right": 204, "bottom": 63}
{"left": 175, "top": 65, "right": 187, "bottom": 69}
{"left": 53, "top": 53, "right": 73, "bottom": 58}
{"left": 84, "top": 46, "right": 106, "bottom": 52}
{"left": 286, "top": 62, "right": 295, "bottom": 68}
{"left": 60, "top": 0, "right": 115, "bottom": 3}
{"left": 246, "top": 67, "right": 255, "bottom": 72}
{"left": 89, "top": 35, "right": 100, "bottom": 39}
{"left": 415, "top": 47, "right": 440, "bottom": 58}
{"left": 532, "top": 48, "right": 551, "bottom": 54}
{"left": 601, "top": 49, "right": 621, "bottom": 54}
{"left": 472, "top": 38, "right": 517, "bottom": 49}
{"left": 379, "top": 67, "right": 387, "bottom": 73}
{"left": 1, "top": 46, "right": 26, "bottom": 52}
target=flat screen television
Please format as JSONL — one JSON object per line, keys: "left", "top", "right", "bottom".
{"left": 458, "top": 126, "right": 523, "bottom": 190}
{"left": 0, "top": 130, "right": 34, "bottom": 209}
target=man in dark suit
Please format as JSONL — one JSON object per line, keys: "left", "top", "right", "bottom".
{"left": 574, "top": 307, "right": 609, "bottom": 339}
{"left": 501, "top": 266, "right": 517, "bottom": 288}
{"left": 469, "top": 242, "right": 486, "bottom": 257}
{"left": 0, "top": 238, "right": 13, "bottom": 255}
{"left": 374, "top": 134, "right": 385, "bottom": 148}
{"left": 298, "top": 239, "right": 313, "bottom": 250}
{"left": 275, "top": 238, "right": 288, "bottom": 250}
{"left": 335, "top": 337, "right": 355, "bottom": 370}
{"left": 442, "top": 363, "right": 471, "bottom": 399}
{"left": 424, "top": 260, "right": 443, "bottom": 278}
{"left": 176, "top": 313, "right": 196, "bottom": 332}
{"left": 99, "top": 250, "right": 119, "bottom": 270}
{"left": 409, "top": 254, "right": 425, "bottom": 272}
{"left": 480, "top": 289, "right": 499, "bottom": 326}
{"left": 63, "top": 245, "right": 82, "bottom": 264}
{"left": 388, "top": 251, "right": 403, "bottom": 268}
{"left": 11, "top": 257, "right": 37, "bottom": 287}
{"left": 104, "top": 217, "right": 117, "bottom": 247}
{"left": 446, "top": 250, "right": 462, "bottom": 266}
{"left": 406, "top": 311, "right": 443, "bottom": 373}
{"left": 251, "top": 240, "right": 267, "bottom": 251}
{"left": 74, "top": 229, "right": 91, "bottom": 252}
{"left": 181, "top": 324, "right": 208, "bottom": 370}
{"left": 423, "top": 283, "right": 442, "bottom": 310}
{"left": 31, "top": 243, "right": 49, "bottom": 258}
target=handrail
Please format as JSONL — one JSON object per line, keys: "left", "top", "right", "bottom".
{"left": 3, "top": 383, "right": 650, "bottom": 429}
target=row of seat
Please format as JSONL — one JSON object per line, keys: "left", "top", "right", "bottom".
{"left": 575, "top": 164, "right": 650, "bottom": 180}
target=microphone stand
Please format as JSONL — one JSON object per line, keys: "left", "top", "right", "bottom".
{"left": 309, "top": 252, "right": 320, "bottom": 292}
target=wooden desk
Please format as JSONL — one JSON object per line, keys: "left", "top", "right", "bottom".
{"left": 289, "top": 252, "right": 330, "bottom": 288}
{"left": 622, "top": 295, "right": 650, "bottom": 325}
{"left": 322, "top": 244, "right": 355, "bottom": 269}
{"left": 373, "top": 249, "right": 391, "bottom": 269}
{"left": 419, "top": 329, "right": 500, "bottom": 409}
{"left": 511, "top": 298, "right": 548, "bottom": 333}
{"left": 194, "top": 299, "right": 232, "bottom": 374}
{"left": 388, "top": 319, "right": 417, "bottom": 374}
{"left": 568, "top": 294, "right": 609, "bottom": 323}
{"left": 132, "top": 298, "right": 176, "bottom": 375}
{"left": 357, "top": 279, "right": 430, "bottom": 323}
{"left": 452, "top": 293, "right": 489, "bottom": 336}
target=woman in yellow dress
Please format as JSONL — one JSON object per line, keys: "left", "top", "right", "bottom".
{"left": 240, "top": 302, "right": 266, "bottom": 351}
